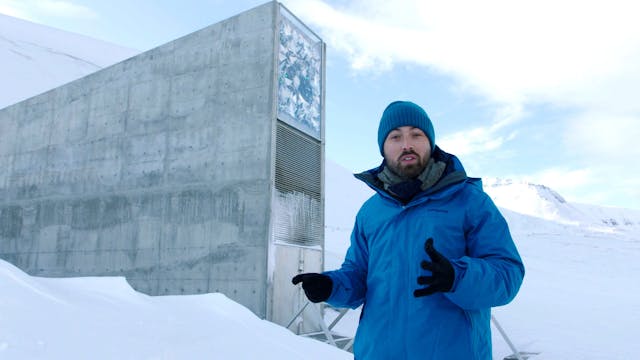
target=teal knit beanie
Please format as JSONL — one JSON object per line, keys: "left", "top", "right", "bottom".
{"left": 378, "top": 101, "right": 435, "bottom": 156}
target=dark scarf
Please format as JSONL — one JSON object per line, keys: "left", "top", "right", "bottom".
{"left": 377, "top": 158, "right": 446, "bottom": 203}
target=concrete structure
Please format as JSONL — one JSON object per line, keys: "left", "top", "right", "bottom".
{"left": 0, "top": 1, "right": 325, "bottom": 328}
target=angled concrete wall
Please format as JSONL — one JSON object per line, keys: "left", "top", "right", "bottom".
{"left": 0, "top": 2, "right": 325, "bottom": 324}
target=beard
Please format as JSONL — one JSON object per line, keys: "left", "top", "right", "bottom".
{"left": 386, "top": 150, "right": 429, "bottom": 179}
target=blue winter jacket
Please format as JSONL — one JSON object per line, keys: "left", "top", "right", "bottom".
{"left": 324, "top": 147, "right": 524, "bottom": 360}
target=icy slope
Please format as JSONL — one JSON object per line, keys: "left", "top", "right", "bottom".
{"left": 0, "top": 13, "right": 138, "bottom": 109}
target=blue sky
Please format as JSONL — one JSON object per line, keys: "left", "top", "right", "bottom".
{"left": 2, "top": 0, "right": 639, "bottom": 210}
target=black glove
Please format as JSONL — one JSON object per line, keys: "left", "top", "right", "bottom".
{"left": 414, "top": 238, "right": 454, "bottom": 297}
{"left": 291, "top": 273, "right": 333, "bottom": 303}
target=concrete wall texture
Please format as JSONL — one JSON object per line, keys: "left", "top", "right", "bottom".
{"left": 0, "top": 1, "right": 324, "bottom": 324}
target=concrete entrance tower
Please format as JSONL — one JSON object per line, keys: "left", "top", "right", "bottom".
{"left": 0, "top": 1, "right": 325, "bottom": 328}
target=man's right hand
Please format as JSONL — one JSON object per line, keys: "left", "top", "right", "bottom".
{"left": 291, "top": 273, "right": 333, "bottom": 303}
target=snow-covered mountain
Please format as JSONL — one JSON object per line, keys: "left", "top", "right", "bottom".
{"left": 484, "top": 177, "right": 640, "bottom": 231}
{"left": 1, "top": 13, "right": 639, "bottom": 359}
{"left": 0, "top": 14, "right": 138, "bottom": 109}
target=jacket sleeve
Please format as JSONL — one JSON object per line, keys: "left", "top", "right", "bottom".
{"left": 322, "top": 214, "right": 369, "bottom": 309}
{"left": 444, "top": 190, "right": 525, "bottom": 310}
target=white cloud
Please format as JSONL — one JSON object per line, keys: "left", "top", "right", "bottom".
{"left": 0, "top": 1, "right": 37, "bottom": 21}
{"left": 439, "top": 126, "right": 515, "bottom": 156}
{"left": 285, "top": 0, "right": 640, "bottom": 209}
{"left": 0, "top": 0, "right": 97, "bottom": 21}
{"left": 284, "top": 0, "right": 429, "bottom": 70}
{"left": 286, "top": 0, "right": 640, "bottom": 108}
{"left": 564, "top": 112, "right": 640, "bottom": 160}
{"left": 38, "top": 0, "right": 97, "bottom": 18}
{"left": 438, "top": 103, "right": 522, "bottom": 156}
{"left": 561, "top": 112, "right": 640, "bottom": 207}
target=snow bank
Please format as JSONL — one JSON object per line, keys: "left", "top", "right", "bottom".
{"left": 0, "top": 259, "right": 351, "bottom": 359}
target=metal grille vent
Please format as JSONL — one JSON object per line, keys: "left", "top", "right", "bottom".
{"left": 273, "top": 121, "right": 322, "bottom": 246}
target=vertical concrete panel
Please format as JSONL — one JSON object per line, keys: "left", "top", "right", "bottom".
{"left": 86, "top": 80, "right": 129, "bottom": 140}
{"left": 128, "top": 78, "right": 171, "bottom": 134}
{"left": 51, "top": 89, "right": 89, "bottom": 145}
{"left": 15, "top": 95, "right": 53, "bottom": 153}
{"left": 0, "top": 107, "right": 18, "bottom": 156}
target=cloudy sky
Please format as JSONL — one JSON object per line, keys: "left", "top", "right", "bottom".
{"left": 2, "top": 0, "right": 639, "bottom": 210}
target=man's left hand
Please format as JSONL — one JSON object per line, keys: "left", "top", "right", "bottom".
{"left": 414, "top": 238, "right": 454, "bottom": 297}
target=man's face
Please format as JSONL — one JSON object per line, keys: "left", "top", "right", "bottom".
{"left": 383, "top": 126, "right": 432, "bottom": 178}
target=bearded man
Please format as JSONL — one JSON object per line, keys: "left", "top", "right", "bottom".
{"left": 293, "top": 101, "right": 525, "bottom": 360}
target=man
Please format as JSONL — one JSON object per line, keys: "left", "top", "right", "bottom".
{"left": 292, "top": 100, "right": 524, "bottom": 359}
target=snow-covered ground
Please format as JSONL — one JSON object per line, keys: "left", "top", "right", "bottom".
{"left": 0, "top": 258, "right": 351, "bottom": 359}
{"left": 2, "top": 13, "right": 640, "bottom": 359}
